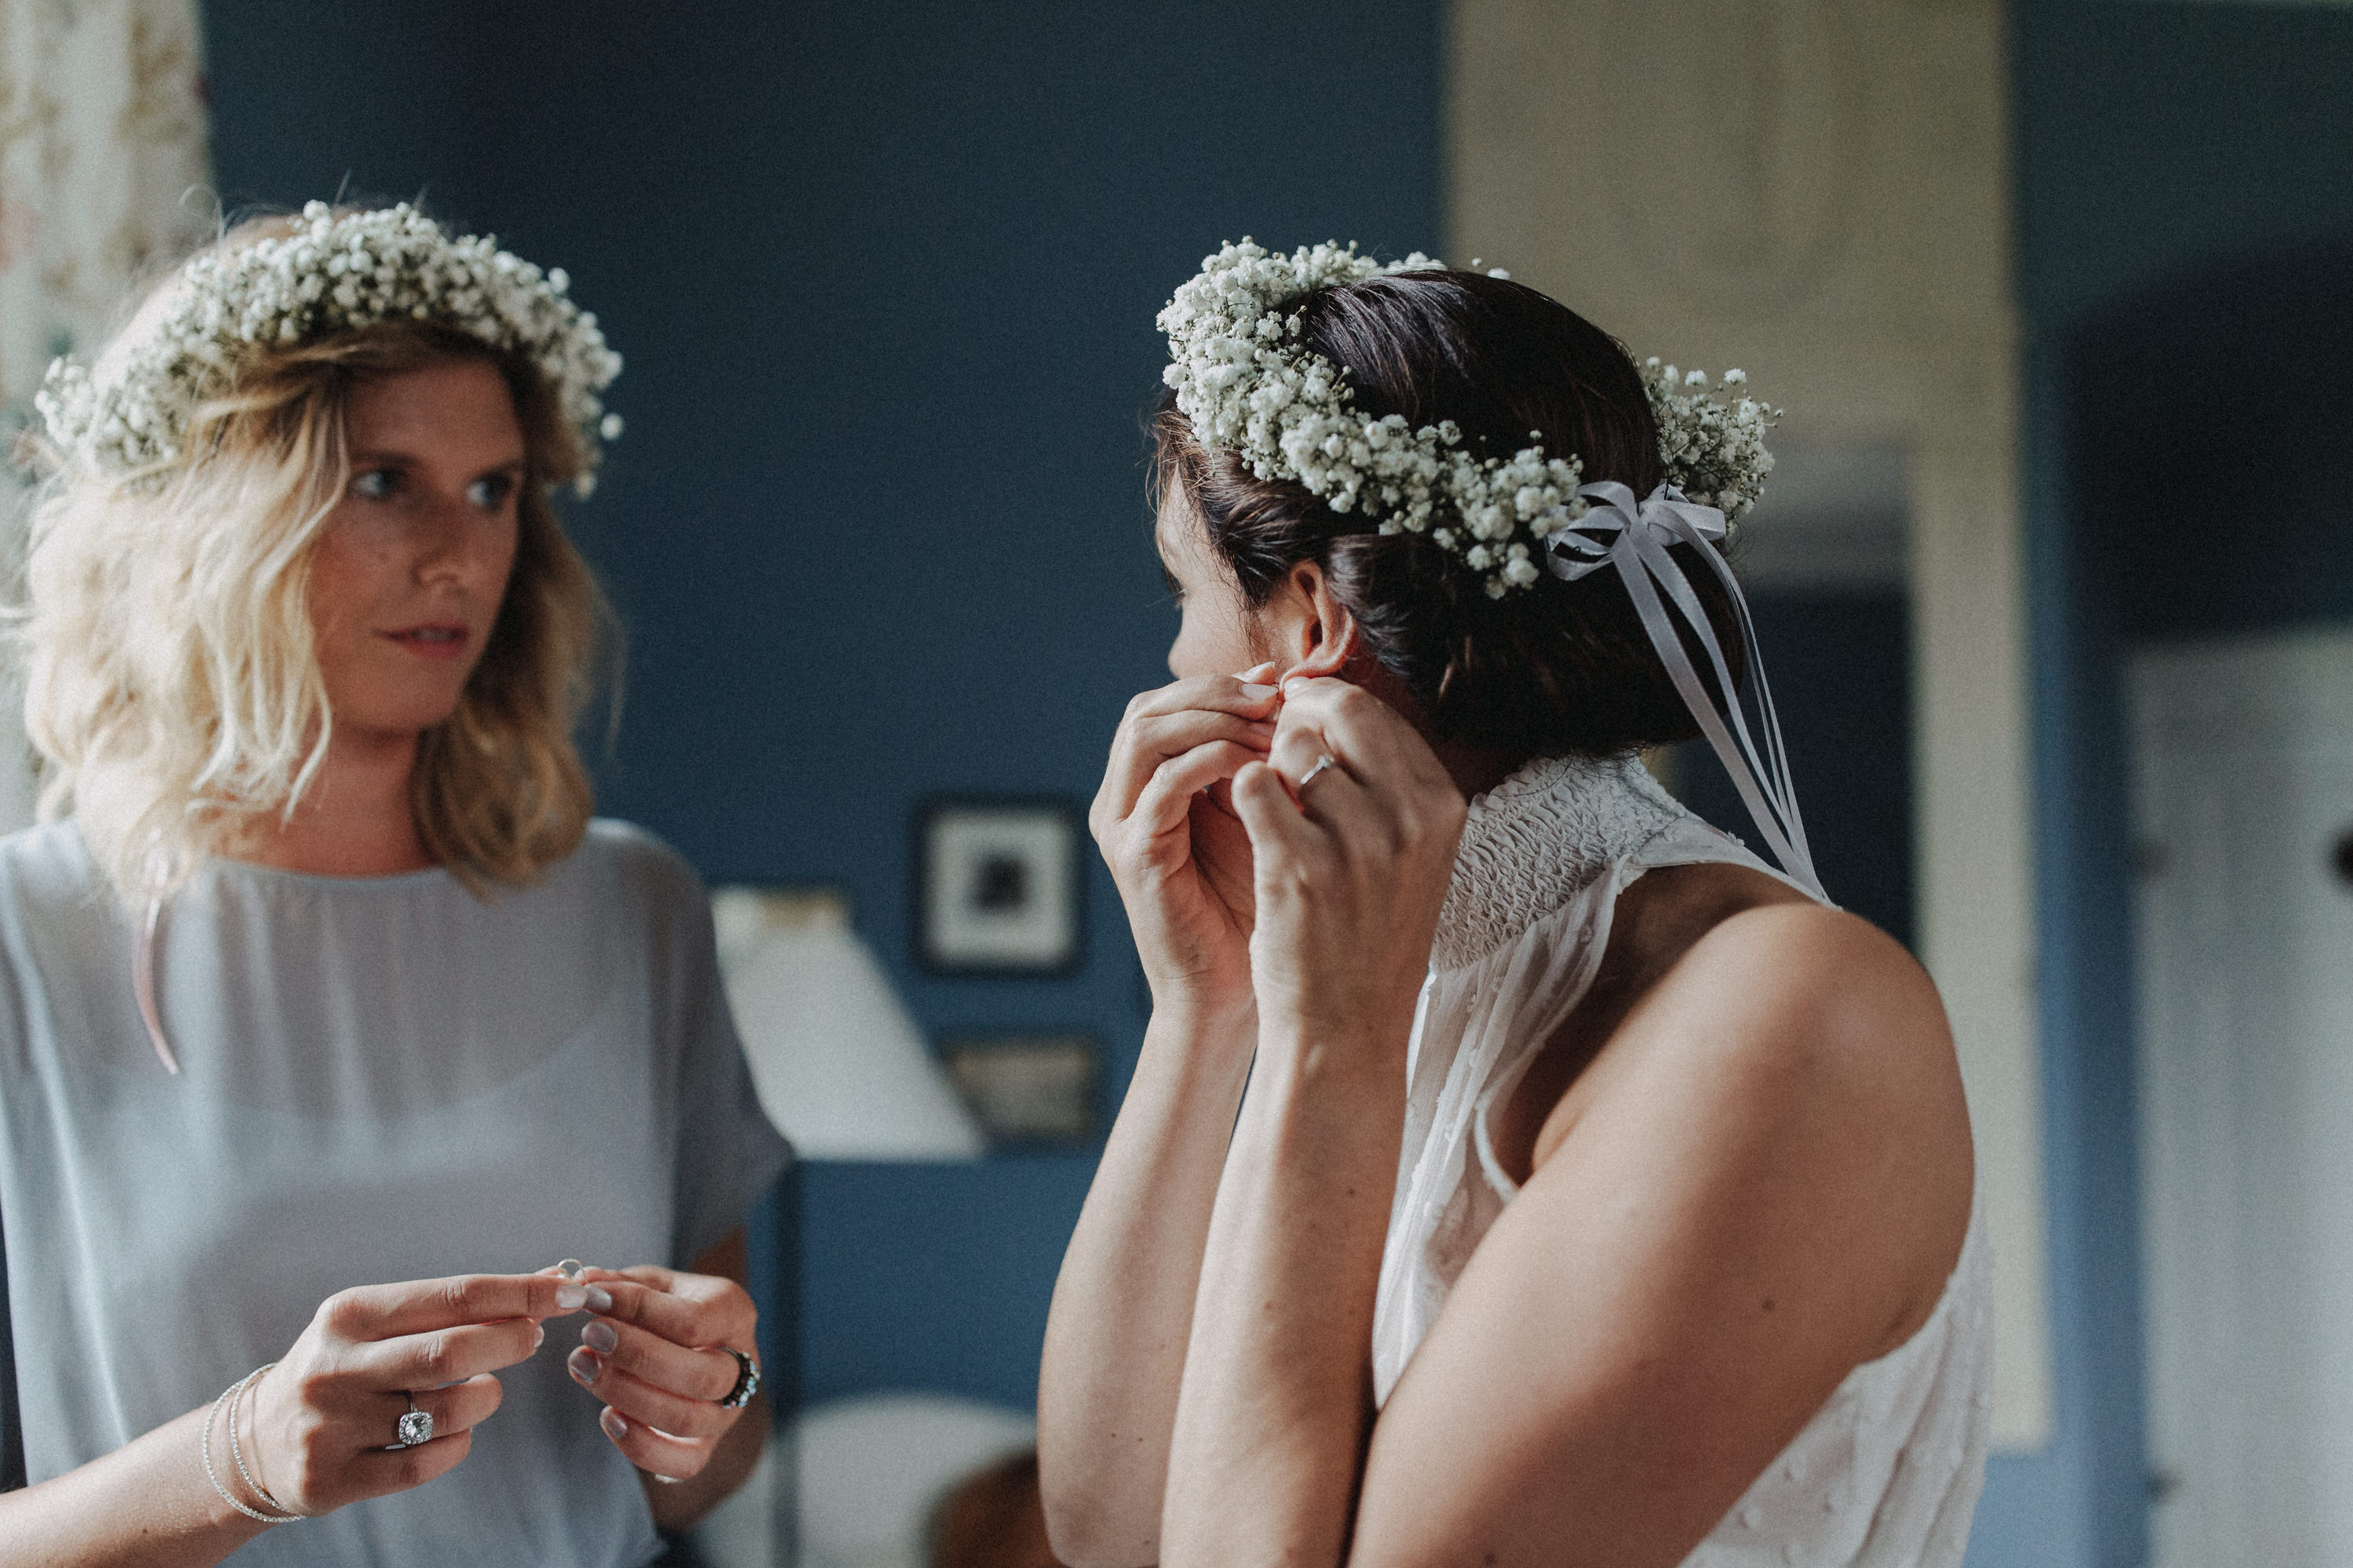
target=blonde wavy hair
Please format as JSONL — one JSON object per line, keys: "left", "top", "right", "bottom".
{"left": 19, "top": 238, "right": 614, "bottom": 908}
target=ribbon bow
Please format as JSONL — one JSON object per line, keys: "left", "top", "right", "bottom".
{"left": 1543, "top": 481, "right": 1824, "bottom": 901}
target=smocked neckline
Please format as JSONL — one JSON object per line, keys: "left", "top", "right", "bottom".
{"left": 1433, "top": 751, "right": 1688, "bottom": 971}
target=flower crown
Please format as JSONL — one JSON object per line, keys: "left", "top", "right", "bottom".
{"left": 1156, "top": 239, "right": 1779, "bottom": 595}
{"left": 35, "top": 202, "right": 625, "bottom": 497}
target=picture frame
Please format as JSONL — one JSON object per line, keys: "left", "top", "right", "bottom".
{"left": 913, "top": 795, "right": 1085, "bottom": 977}
{"left": 939, "top": 1032, "right": 1102, "bottom": 1148}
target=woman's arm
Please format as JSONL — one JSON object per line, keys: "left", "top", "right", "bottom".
{"left": 1037, "top": 672, "right": 1278, "bottom": 1566}
{"left": 0, "top": 1271, "right": 577, "bottom": 1568}
{"left": 1160, "top": 679, "right": 1462, "bottom": 1567}
{"left": 0, "top": 1406, "right": 273, "bottom": 1567}
{"left": 1040, "top": 995, "right": 1255, "bottom": 1567}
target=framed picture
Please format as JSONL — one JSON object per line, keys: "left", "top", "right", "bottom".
{"left": 940, "top": 1032, "right": 1102, "bottom": 1148}
{"left": 914, "top": 796, "right": 1085, "bottom": 976}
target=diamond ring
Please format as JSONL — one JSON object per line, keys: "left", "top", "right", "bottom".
{"left": 395, "top": 1392, "right": 432, "bottom": 1448}
{"left": 1298, "top": 753, "right": 1337, "bottom": 790}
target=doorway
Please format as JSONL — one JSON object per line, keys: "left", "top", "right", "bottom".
{"left": 2129, "top": 625, "right": 2353, "bottom": 1566}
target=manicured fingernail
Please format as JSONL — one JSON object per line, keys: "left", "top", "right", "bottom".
{"left": 1283, "top": 676, "right": 1312, "bottom": 696}
{"left": 600, "top": 1407, "right": 628, "bottom": 1442}
{"left": 584, "top": 1285, "right": 614, "bottom": 1314}
{"left": 555, "top": 1284, "right": 587, "bottom": 1311}
{"left": 568, "top": 1346, "right": 601, "bottom": 1385}
{"left": 533, "top": 1323, "right": 545, "bottom": 1349}
{"left": 1240, "top": 683, "right": 1277, "bottom": 699}
{"left": 583, "top": 1319, "right": 617, "bottom": 1354}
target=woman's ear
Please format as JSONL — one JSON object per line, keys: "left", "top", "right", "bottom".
{"left": 1284, "top": 558, "right": 1360, "bottom": 680}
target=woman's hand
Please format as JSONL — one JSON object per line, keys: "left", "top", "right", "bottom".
{"left": 1230, "top": 677, "right": 1467, "bottom": 1049}
{"left": 1091, "top": 667, "right": 1282, "bottom": 1021}
{"left": 242, "top": 1272, "right": 576, "bottom": 1516}
{"left": 564, "top": 1264, "right": 759, "bottom": 1483}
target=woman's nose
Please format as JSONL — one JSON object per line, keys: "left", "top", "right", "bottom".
{"left": 411, "top": 497, "right": 488, "bottom": 580}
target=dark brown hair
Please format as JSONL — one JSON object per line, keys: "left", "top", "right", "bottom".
{"left": 1152, "top": 269, "right": 1743, "bottom": 759}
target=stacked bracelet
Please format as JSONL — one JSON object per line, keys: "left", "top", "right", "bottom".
{"left": 201, "top": 1365, "right": 304, "bottom": 1525}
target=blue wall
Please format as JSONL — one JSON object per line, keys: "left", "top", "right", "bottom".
{"left": 1676, "top": 591, "right": 1916, "bottom": 951}
{"left": 202, "top": 0, "right": 1442, "bottom": 1413}
{"left": 2003, "top": 5, "right": 2353, "bottom": 1565}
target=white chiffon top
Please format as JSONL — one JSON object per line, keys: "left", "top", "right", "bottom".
{"left": 1370, "top": 755, "right": 1991, "bottom": 1566}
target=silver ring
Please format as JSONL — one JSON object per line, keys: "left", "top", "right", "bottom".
{"left": 395, "top": 1392, "right": 432, "bottom": 1448}
{"left": 1298, "top": 753, "right": 1337, "bottom": 790}
{"left": 716, "top": 1347, "right": 760, "bottom": 1409}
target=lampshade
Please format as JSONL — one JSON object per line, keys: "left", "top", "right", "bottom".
{"left": 712, "top": 886, "right": 985, "bottom": 1160}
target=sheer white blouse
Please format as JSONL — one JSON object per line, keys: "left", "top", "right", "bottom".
{"left": 1371, "top": 755, "right": 1991, "bottom": 1566}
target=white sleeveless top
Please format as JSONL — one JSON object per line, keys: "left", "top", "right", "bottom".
{"left": 1370, "top": 755, "right": 1991, "bottom": 1566}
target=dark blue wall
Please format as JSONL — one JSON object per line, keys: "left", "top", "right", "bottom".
{"left": 1675, "top": 591, "right": 1915, "bottom": 951}
{"left": 202, "top": 0, "right": 1442, "bottom": 1413}
{"left": 2007, "top": 5, "right": 2353, "bottom": 1566}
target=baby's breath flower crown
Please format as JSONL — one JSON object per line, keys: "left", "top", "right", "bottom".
{"left": 1157, "top": 239, "right": 1779, "bottom": 596}
{"left": 35, "top": 202, "right": 625, "bottom": 497}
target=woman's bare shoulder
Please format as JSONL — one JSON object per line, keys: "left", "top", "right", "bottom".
{"left": 1524, "top": 863, "right": 1972, "bottom": 1347}
{"left": 1579, "top": 860, "right": 1955, "bottom": 1119}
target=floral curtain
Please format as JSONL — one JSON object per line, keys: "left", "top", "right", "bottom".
{"left": 0, "top": 0, "right": 211, "bottom": 828}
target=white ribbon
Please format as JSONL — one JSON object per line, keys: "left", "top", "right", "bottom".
{"left": 1543, "top": 480, "right": 1825, "bottom": 901}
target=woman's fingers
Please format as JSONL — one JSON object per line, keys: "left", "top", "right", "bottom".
{"left": 1098, "top": 678, "right": 1280, "bottom": 815}
{"left": 1102, "top": 707, "right": 1277, "bottom": 828}
{"left": 1272, "top": 678, "right": 1452, "bottom": 805}
{"left": 362, "top": 1314, "right": 546, "bottom": 1390}
{"left": 1230, "top": 762, "right": 1328, "bottom": 874}
{"left": 1124, "top": 675, "right": 1282, "bottom": 726}
{"left": 323, "top": 1271, "right": 576, "bottom": 1341}
{"left": 577, "top": 1271, "right": 753, "bottom": 1351}
{"left": 1131, "top": 740, "right": 1265, "bottom": 842}
{"left": 569, "top": 1312, "right": 738, "bottom": 1406}
{"left": 345, "top": 1371, "right": 506, "bottom": 1453}
{"left": 405, "top": 1371, "right": 504, "bottom": 1439}
{"left": 568, "top": 1347, "right": 733, "bottom": 1439}
{"left": 596, "top": 1406, "right": 712, "bottom": 1482}
{"left": 346, "top": 1423, "right": 475, "bottom": 1497}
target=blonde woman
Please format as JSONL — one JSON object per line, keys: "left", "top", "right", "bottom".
{"left": 0, "top": 204, "right": 788, "bottom": 1566}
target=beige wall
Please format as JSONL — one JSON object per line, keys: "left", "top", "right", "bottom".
{"left": 1449, "top": 0, "right": 2051, "bottom": 1448}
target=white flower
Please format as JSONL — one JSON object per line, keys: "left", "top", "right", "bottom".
{"left": 1159, "top": 242, "right": 1778, "bottom": 595}
{"left": 40, "top": 202, "right": 623, "bottom": 493}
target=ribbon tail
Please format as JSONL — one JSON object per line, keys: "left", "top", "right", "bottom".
{"left": 1611, "top": 527, "right": 1827, "bottom": 902}
{"left": 1676, "top": 522, "right": 1821, "bottom": 886}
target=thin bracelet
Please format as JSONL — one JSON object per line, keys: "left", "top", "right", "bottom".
{"left": 228, "top": 1363, "right": 306, "bottom": 1519}
{"left": 199, "top": 1369, "right": 303, "bottom": 1525}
